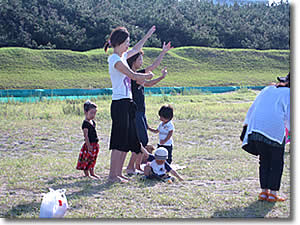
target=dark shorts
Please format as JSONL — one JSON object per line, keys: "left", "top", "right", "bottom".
{"left": 135, "top": 111, "right": 149, "bottom": 147}
{"left": 157, "top": 144, "right": 173, "bottom": 164}
{"left": 146, "top": 168, "right": 170, "bottom": 180}
{"left": 109, "top": 98, "right": 141, "bottom": 153}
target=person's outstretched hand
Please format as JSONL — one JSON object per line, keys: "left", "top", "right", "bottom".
{"left": 146, "top": 25, "right": 156, "bottom": 38}
{"left": 161, "top": 67, "right": 167, "bottom": 78}
{"left": 162, "top": 41, "right": 173, "bottom": 53}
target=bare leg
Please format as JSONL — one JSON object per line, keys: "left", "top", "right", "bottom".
{"left": 89, "top": 168, "right": 100, "bottom": 179}
{"left": 84, "top": 170, "right": 89, "bottom": 177}
{"left": 135, "top": 153, "right": 143, "bottom": 171}
{"left": 108, "top": 150, "right": 123, "bottom": 182}
{"left": 144, "top": 165, "right": 152, "bottom": 177}
{"left": 118, "top": 151, "right": 130, "bottom": 180}
{"left": 126, "top": 152, "right": 137, "bottom": 174}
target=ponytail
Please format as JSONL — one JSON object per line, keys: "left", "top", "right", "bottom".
{"left": 103, "top": 27, "right": 129, "bottom": 53}
{"left": 104, "top": 40, "right": 111, "bottom": 53}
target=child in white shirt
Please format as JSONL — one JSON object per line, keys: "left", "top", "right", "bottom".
{"left": 140, "top": 146, "right": 183, "bottom": 182}
{"left": 148, "top": 104, "right": 174, "bottom": 164}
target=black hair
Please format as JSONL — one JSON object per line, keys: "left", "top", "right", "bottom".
{"left": 158, "top": 104, "right": 173, "bottom": 120}
{"left": 285, "top": 72, "right": 290, "bottom": 88}
{"left": 276, "top": 72, "right": 290, "bottom": 88}
{"left": 127, "top": 50, "right": 144, "bottom": 69}
{"left": 104, "top": 27, "right": 129, "bottom": 52}
{"left": 83, "top": 100, "right": 97, "bottom": 112}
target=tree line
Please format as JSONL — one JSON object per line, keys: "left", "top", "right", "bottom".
{"left": 0, "top": 0, "right": 290, "bottom": 51}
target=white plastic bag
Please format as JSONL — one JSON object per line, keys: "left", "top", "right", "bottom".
{"left": 39, "top": 188, "right": 68, "bottom": 218}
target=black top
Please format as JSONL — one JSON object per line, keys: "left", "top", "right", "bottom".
{"left": 82, "top": 120, "right": 99, "bottom": 143}
{"left": 131, "top": 69, "right": 146, "bottom": 113}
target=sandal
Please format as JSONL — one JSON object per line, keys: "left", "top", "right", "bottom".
{"left": 258, "top": 191, "right": 269, "bottom": 201}
{"left": 126, "top": 172, "right": 136, "bottom": 176}
{"left": 126, "top": 169, "right": 136, "bottom": 176}
{"left": 267, "top": 193, "right": 286, "bottom": 202}
{"left": 135, "top": 169, "right": 144, "bottom": 175}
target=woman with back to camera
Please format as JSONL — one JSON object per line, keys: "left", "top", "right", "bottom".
{"left": 241, "top": 73, "right": 290, "bottom": 202}
{"left": 104, "top": 26, "right": 156, "bottom": 183}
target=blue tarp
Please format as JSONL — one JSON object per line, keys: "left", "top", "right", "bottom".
{"left": 0, "top": 86, "right": 265, "bottom": 103}
{"left": 0, "top": 88, "right": 113, "bottom": 97}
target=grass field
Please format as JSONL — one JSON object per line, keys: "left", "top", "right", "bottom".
{"left": 0, "top": 47, "right": 290, "bottom": 89}
{"left": 0, "top": 90, "right": 290, "bottom": 218}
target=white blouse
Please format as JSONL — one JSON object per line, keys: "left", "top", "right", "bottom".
{"left": 243, "top": 85, "right": 290, "bottom": 146}
{"left": 108, "top": 52, "right": 132, "bottom": 100}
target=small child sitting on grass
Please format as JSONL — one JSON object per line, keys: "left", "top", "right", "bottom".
{"left": 140, "top": 145, "right": 183, "bottom": 182}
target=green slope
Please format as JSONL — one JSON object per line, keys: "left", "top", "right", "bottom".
{"left": 0, "top": 47, "right": 290, "bottom": 89}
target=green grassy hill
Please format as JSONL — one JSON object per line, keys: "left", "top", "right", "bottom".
{"left": 0, "top": 47, "right": 290, "bottom": 89}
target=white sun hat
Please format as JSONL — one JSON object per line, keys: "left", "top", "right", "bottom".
{"left": 154, "top": 147, "right": 168, "bottom": 160}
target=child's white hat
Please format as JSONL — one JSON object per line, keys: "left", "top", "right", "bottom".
{"left": 154, "top": 147, "right": 168, "bottom": 160}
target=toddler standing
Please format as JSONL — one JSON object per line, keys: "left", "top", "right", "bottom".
{"left": 148, "top": 104, "right": 174, "bottom": 164}
{"left": 76, "top": 100, "right": 100, "bottom": 179}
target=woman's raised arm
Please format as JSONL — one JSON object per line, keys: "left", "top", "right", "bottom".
{"left": 127, "top": 26, "right": 156, "bottom": 59}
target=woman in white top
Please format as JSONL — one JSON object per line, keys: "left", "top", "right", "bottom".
{"left": 241, "top": 73, "right": 290, "bottom": 202}
{"left": 104, "top": 26, "right": 155, "bottom": 183}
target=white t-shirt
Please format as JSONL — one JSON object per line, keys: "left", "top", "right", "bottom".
{"left": 108, "top": 52, "right": 132, "bottom": 100}
{"left": 242, "top": 86, "right": 290, "bottom": 146}
{"left": 147, "top": 155, "right": 172, "bottom": 176}
{"left": 157, "top": 121, "right": 175, "bottom": 146}
{"left": 150, "top": 161, "right": 168, "bottom": 176}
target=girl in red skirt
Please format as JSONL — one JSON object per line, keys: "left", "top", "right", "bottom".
{"left": 76, "top": 100, "right": 100, "bottom": 179}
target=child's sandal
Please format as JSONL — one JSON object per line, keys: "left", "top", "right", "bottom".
{"left": 267, "top": 193, "right": 286, "bottom": 202}
{"left": 126, "top": 169, "right": 136, "bottom": 176}
{"left": 258, "top": 192, "right": 269, "bottom": 201}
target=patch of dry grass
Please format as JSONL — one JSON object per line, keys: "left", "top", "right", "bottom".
{"left": 0, "top": 91, "right": 290, "bottom": 218}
